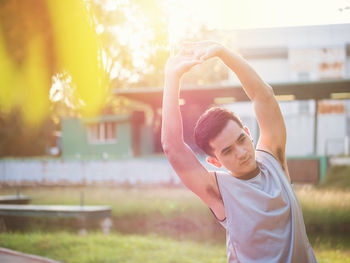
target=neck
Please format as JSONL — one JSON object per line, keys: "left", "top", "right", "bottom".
{"left": 234, "top": 162, "right": 260, "bottom": 180}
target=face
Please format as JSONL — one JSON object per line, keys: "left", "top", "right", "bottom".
{"left": 209, "top": 120, "right": 257, "bottom": 178}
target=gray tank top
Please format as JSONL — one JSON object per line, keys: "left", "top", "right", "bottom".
{"left": 214, "top": 150, "right": 318, "bottom": 263}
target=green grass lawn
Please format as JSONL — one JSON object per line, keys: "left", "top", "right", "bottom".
{"left": 0, "top": 232, "right": 227, "bottom": 263}
{"left": 319, "top": 166, "right": 350, "bottom": 190}
{"left": 296, "top": 186, "right": 350, "bottom": 233}
{"left": 0, "top": 185, "right": 349, "bottom": 262}
{"left": 0, "top": 232, "right": 349, "bottom": 263}
{"left": 1, "top": 185, "right": 349, "bottom": 234}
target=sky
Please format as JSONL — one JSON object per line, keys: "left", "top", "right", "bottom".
{"left": 167, "top": 0, "right": 350, "bottom": 30}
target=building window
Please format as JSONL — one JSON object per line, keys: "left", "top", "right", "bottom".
{"left": 87, "top": 122, "right": 117, "bottom": 144}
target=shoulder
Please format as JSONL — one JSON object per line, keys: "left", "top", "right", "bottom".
{"left": 256, "top": 146, "right": 287, "bottom": 170}
{"left": 210, "top": 170, "right": 231, "bottom": 184}
{"left": 256, "top": 149, "right": 283, "bottom": 168}
{"left": 256, "top": 149, "right": 278, "bottom": 160}
{"left": 256, "top": 149, "right": 291, "bottom": 183}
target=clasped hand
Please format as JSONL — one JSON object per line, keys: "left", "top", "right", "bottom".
{"left": 165, "top": 41, "right": 224, "bottom": 80}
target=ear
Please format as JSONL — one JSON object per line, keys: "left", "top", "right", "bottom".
{"left": 206, "top": 156, "right": 222, "bottom": 168}
{"left": 243, "top": 126, "right": 253, "bottom": 140}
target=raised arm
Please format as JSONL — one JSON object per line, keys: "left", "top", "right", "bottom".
{"left": 161, "top": 48, "right": 225, "bottom": 220}
{"left": 194, "top": 41, "right": 289, "bottom": 180}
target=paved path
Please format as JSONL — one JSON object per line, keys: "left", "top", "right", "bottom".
{"left": 0, "top": 248, "right": 61, "bottom": 263}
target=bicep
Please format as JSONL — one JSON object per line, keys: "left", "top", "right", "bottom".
{"left": 164, "top": 143, "right": 222, "bottom": 207}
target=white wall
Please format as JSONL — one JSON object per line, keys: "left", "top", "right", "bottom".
{"left": 228, "top": 59, "right": 290, "bottom": 84}
{"left": 318, "top": 114, "right": 347, "bottom": 155}
{"left": 224, "top": 100, "right": 350, "bottom": 156}
{"left": 225, "top": 24, "right": 350, "bottom": 49}
{"left": 0, "top": 158, "right": 180, "bottom": 185}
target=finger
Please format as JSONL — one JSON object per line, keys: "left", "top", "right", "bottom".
{"left": 180, "top": 42, "right": 197, "bottom": 54}
{"left": 193, "top": 49, "right": 206, "bottom": 59}
{"left": 192, "top": 58, "right": 202, "bottom": 65}
{"left": 199, "top": 51, "right": 210, "bottom": 61}
{"left": 183, "top": 58, "right": 202, "bottom": 68}
{"left": 178, "top": 47, "right": 194, "bottom": 56}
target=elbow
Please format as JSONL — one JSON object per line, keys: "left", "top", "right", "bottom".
{"left": 162, "top": 142, "right": 177, "bottom": 158}
{"left": 161, "top": 136, "right": 172, "bottom": 155}
{"left": 161, "top": 140, "right": 170, "bottom": 155}
{"left": 262, "top": 83, "right": 274, "bottom": 99}
{"left": 161, "top": 137, "right": 183, "bottom": 156}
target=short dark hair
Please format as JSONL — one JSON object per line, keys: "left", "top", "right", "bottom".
{"left": 194, "top": 107, "right": 243, "bottom": 156}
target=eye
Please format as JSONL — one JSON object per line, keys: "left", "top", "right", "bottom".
{"left": 239, "top": 136, "right": 246, "bottom": 143}
{"left": 223, "top": 148, "right": 232, "bottom": 155}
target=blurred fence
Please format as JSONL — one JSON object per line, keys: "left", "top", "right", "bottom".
{"left": 0, "top": 157, "right": 180, "bottom": 186}
{"left": 0, "top": 155, "right": 332, "bottom": 186}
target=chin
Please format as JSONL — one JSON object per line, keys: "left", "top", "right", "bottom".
{"left": 243, "top": 159, "right": 257, "bottom": 172}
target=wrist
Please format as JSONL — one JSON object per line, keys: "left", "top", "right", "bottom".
{"left": 165, "top": 70, "right": 181, "bottom": 83}
{"left": 217, "top": 45, "right": 230, "bottom": 59}
{"left": 165, "top": 72, "right": 181, "bottom": 86}
{"left": 219, "top": 46, "right": 242, "bottom": 67}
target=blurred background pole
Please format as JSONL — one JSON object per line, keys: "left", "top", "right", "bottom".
{"left": 314, "top": 100, "right": 319, "bottom": 156}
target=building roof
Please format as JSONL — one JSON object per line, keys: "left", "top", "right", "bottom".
{"left": 113, "top": 79, "right": 350, "bottom": 107}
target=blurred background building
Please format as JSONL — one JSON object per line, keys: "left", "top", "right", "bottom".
{"left": 2, "top": 23, "right": 350, "bottom": 185}
{"left": 222, "top": 23, "right": 350, "bottom": 157}
{"left": 114, "top": 23, "right": 350, "bottom": 159}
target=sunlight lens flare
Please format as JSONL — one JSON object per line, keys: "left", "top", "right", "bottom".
{"left": 0, "top": 0, "right": 107, "bottom": 125}
{"left": 47, "top": 0, "right": 107, "bottom": 118}
{"left": 0, "top": 27, "right": 16, "bottom": 113}
{"left": 0, "top": 24, "right": 50, "bottom": 125}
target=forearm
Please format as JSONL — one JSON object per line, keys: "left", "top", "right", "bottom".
{"left": 161, "top": 46, "right": 202, "bottom": 150}
{"left": 219, "top": 48, "right": 273, "bottom": 101}
{"left": 161, "top": 75, "right": 185, "bottom": 149}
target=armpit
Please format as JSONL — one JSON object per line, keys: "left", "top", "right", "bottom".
{"left": 276, "top": 147, "right": 290, "bottom": 175}
{"left": 205, "top": 184, "right": 223, "bottom": 202}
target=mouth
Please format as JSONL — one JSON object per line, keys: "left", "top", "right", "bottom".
{"left": 240, "top": 156, "right": 250, "bottom": 165}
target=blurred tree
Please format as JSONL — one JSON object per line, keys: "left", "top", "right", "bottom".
{"left": 89, "top": 0, "right": 228, "bottom": 89}
{"left": 0, "top": 0, "right": 107, "bottom": 125}
{"left": 0, "top": 107, "right": 57, "bottom": 157}
{"left": 89, "top": 0, "right": 170, "bottom": 89}
{"left": 0, "top": 0, "right": 111, "bottom": 157}
{"left": 0, "top": 0, "right": 228, "bottom": 157}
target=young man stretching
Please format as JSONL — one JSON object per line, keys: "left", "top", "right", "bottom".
{"left": 161, "top": 41, "right": 317, "bottom": 262}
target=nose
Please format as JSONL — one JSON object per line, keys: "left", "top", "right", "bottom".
{"left": 236, "top": 146, "right": 246, "bottom": 160}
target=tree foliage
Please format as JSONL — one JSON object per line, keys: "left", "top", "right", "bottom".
{"left": 0, "top": 0, "right": 105, "bottom": 156}
{"left": 0, "top": 107, "right": 57, "bottom": 157}
{"left": 89, "top": 0, "right": 170, "bottom": 88}
{"left": 0, "top": 0, "right": 224, "bottom": 157}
